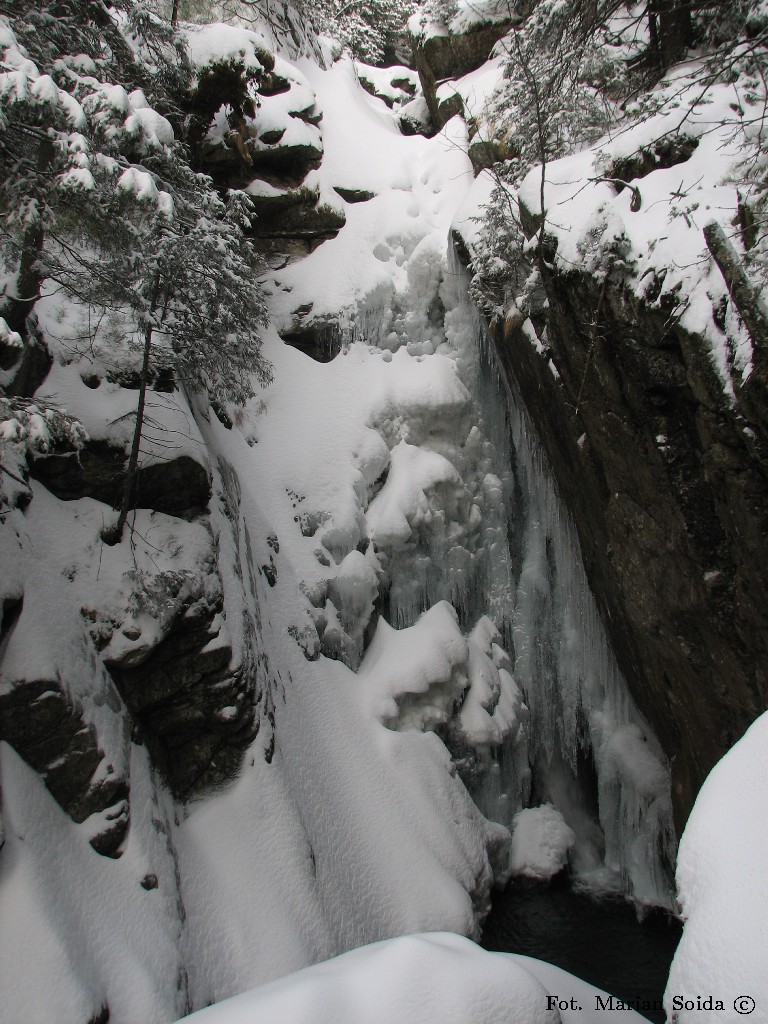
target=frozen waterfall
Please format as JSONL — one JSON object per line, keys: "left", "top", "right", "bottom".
{"left": 346, "top": 250, "right": 677, "bottom": 911}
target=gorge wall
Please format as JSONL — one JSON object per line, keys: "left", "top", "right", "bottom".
{"left": 492, "top": 260, "right": 768, "bottom": 830}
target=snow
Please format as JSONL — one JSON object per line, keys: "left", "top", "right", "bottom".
{"left": 408, "top": 0, "right": 512, "bottom": 42}
{"left": 368, "top": 440, "right": 462, "bottom": 546}
{"left": 30, "top": 354, "right": 208, "bottom": 469}
{"left": 665, "top": 711, "right": 768, "bottom": 1022}
{"left": 184, "top": 22, "right": 271, "bottom": 74}
{"left": 0, "top": 742, "right": 186, "bottom": 1024}
{"left": 180, "top": 933, "right": 558, "bottom": 1024}
{"left": 509, "top": 804, "right": 576, "bottom": 880}
{"left": 179, "top": 934, "right": 655, "bottom": 1024}
{"left": 442, "top": 54, "right": 506, "bottom": 125}
{"left": 359, "top": 602, "right": 468, "bottom": 728}
{"left": 512, "top": 71, "right": 759, "bottom": 399}
{"left": 355, "top": 63, "right": 419, "bottom": 110}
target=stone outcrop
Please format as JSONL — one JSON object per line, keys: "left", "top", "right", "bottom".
{"left": 31, "top": 442, "right": 212, "bottom": 521}
{"left": 105, "top": 579, "right": 259, "bottom": 799}
{"left": 186, "top": 52, "right": 344, "bottom": 265}
{"left": 248, "top": 193, "right": 346, "bottom": 265}
{"left": 411, "top": 19, "right": 515, "bottom": 132}
{"left": 0, "top": 318, "right": 52, "bottom": 398}
{"left": 491, "top": 252, "right": 768, "bottom": 829}
{"left": 0, "top": 675, "right": 129, "bottom": 857}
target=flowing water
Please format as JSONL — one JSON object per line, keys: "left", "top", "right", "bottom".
{"left": 481, "top": 880, "right": 682, "bottom": 1023}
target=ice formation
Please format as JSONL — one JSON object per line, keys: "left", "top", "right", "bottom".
{"left": 509, "top": 804, "right": 576, "bottom": 881}
{"left": 500, "top": 376, "right": 677, "bottom": 906}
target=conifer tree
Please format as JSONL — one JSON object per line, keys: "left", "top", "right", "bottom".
{"left": 0, "top": 0, "right": 271, "bottom": 541}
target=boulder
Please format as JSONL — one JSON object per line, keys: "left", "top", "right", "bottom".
{"left": 412, "top": 19, "right": 514, "bottom": 129}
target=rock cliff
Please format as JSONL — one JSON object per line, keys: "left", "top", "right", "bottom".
{"left": 492, "top": 259, "right": 768, "bottom": 828}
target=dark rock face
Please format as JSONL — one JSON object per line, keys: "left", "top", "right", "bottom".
{"left": 412, "top": 20, "right": 514, "bottom": 130}
{"left": 492, "top": 260, "right": 768, "bottom": 828}
{"left": 249, "top": 199, "right": 345, "bottom": 254}
{"left": 280, "top": 317, "right": 342, "bottom": 362}
{"left": 0, "top": 677, "right": 129, "bottom": 856}
{"left": 333, "top": 186, "right": 376, "bottom": 204}
{"left": 31, "top": 442, "right": 211, "bottom": 520}
{"left": 106, "top": 587, "right": 258, "bottom": 799}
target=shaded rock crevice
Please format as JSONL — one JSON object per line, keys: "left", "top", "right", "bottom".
{"left": 106, "top": 585, "right": 258, "bottom": 800}
{"left": 31, "top": 442, "right": 211, "bottom": 521}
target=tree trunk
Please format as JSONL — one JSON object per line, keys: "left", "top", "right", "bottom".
{"left": 704, "top": 220, "right": 768, "bottom": 354}
{"left": 171, "top": 0, "right": 180, "bottom": 26}
{"left": 107, "top": 322, "right": 154, "bottom": 545}
{"left": 1, "top": 140, "right": 55, "bottom": 335}
{"left": 648, "top": 0, "right": 692, "bottom": 70}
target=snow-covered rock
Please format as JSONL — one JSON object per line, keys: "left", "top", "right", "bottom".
{"left": 509, "top": 805, "right": 576, "bottom": 881}
{"left": 665, "top": 711, "right": 768, "bottom": 1022}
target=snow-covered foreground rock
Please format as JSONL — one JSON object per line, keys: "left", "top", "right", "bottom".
{"left": 180, "top": 933, "right": 650, "bottom": 1024}
{"left": 665, "top": 711, "right": 768, "bottom": 1023}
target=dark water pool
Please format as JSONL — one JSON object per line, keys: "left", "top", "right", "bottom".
{"left": 480, "top": 879, "right": 682, "bottom": 1023}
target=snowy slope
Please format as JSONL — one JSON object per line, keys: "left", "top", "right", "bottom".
{"left": 0, "top": 26, "right": 519, "bottom": 1024}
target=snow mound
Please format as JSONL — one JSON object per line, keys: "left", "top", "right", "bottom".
{"left": 359, "top": 602, "right": 469, "bottom": 730}
{"left": 665, "top": 711, "right": 768, "bottom": 1022}
{"left": 184, "top": 22, "right": 271, "bottom": 73}
{"left": 177, "top": 932, "right": 558, "bottom": 1024}
{"left": 509, "top": 804, "right": 576, "bottom": 880}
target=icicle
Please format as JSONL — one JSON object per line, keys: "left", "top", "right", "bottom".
{"left": 491, "top": 327, "right": 676, "bottom": 910}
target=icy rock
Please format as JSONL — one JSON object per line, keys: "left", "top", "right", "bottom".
{"left": 323, "top": 548, "right": 380, "bottom": 668}
{"left": 458, "top": 616, "right": 525, "bottom": 747}
{"left": 367, "top": 440, "right": 463, "bottom": 548}
{"left": 502, "top": 388, "right": 676, "bottom": 908}
{"left": 288, "top": 619, "right": 321, "bottom": 661}
{"left": 359, "top": 602, "right": 469, "bottom": 731}
{"left": 88, "top": 798, "right": 130, "bottom": 858}
{"left": 356, "top": 63, "right": 418, "bottom": 111}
